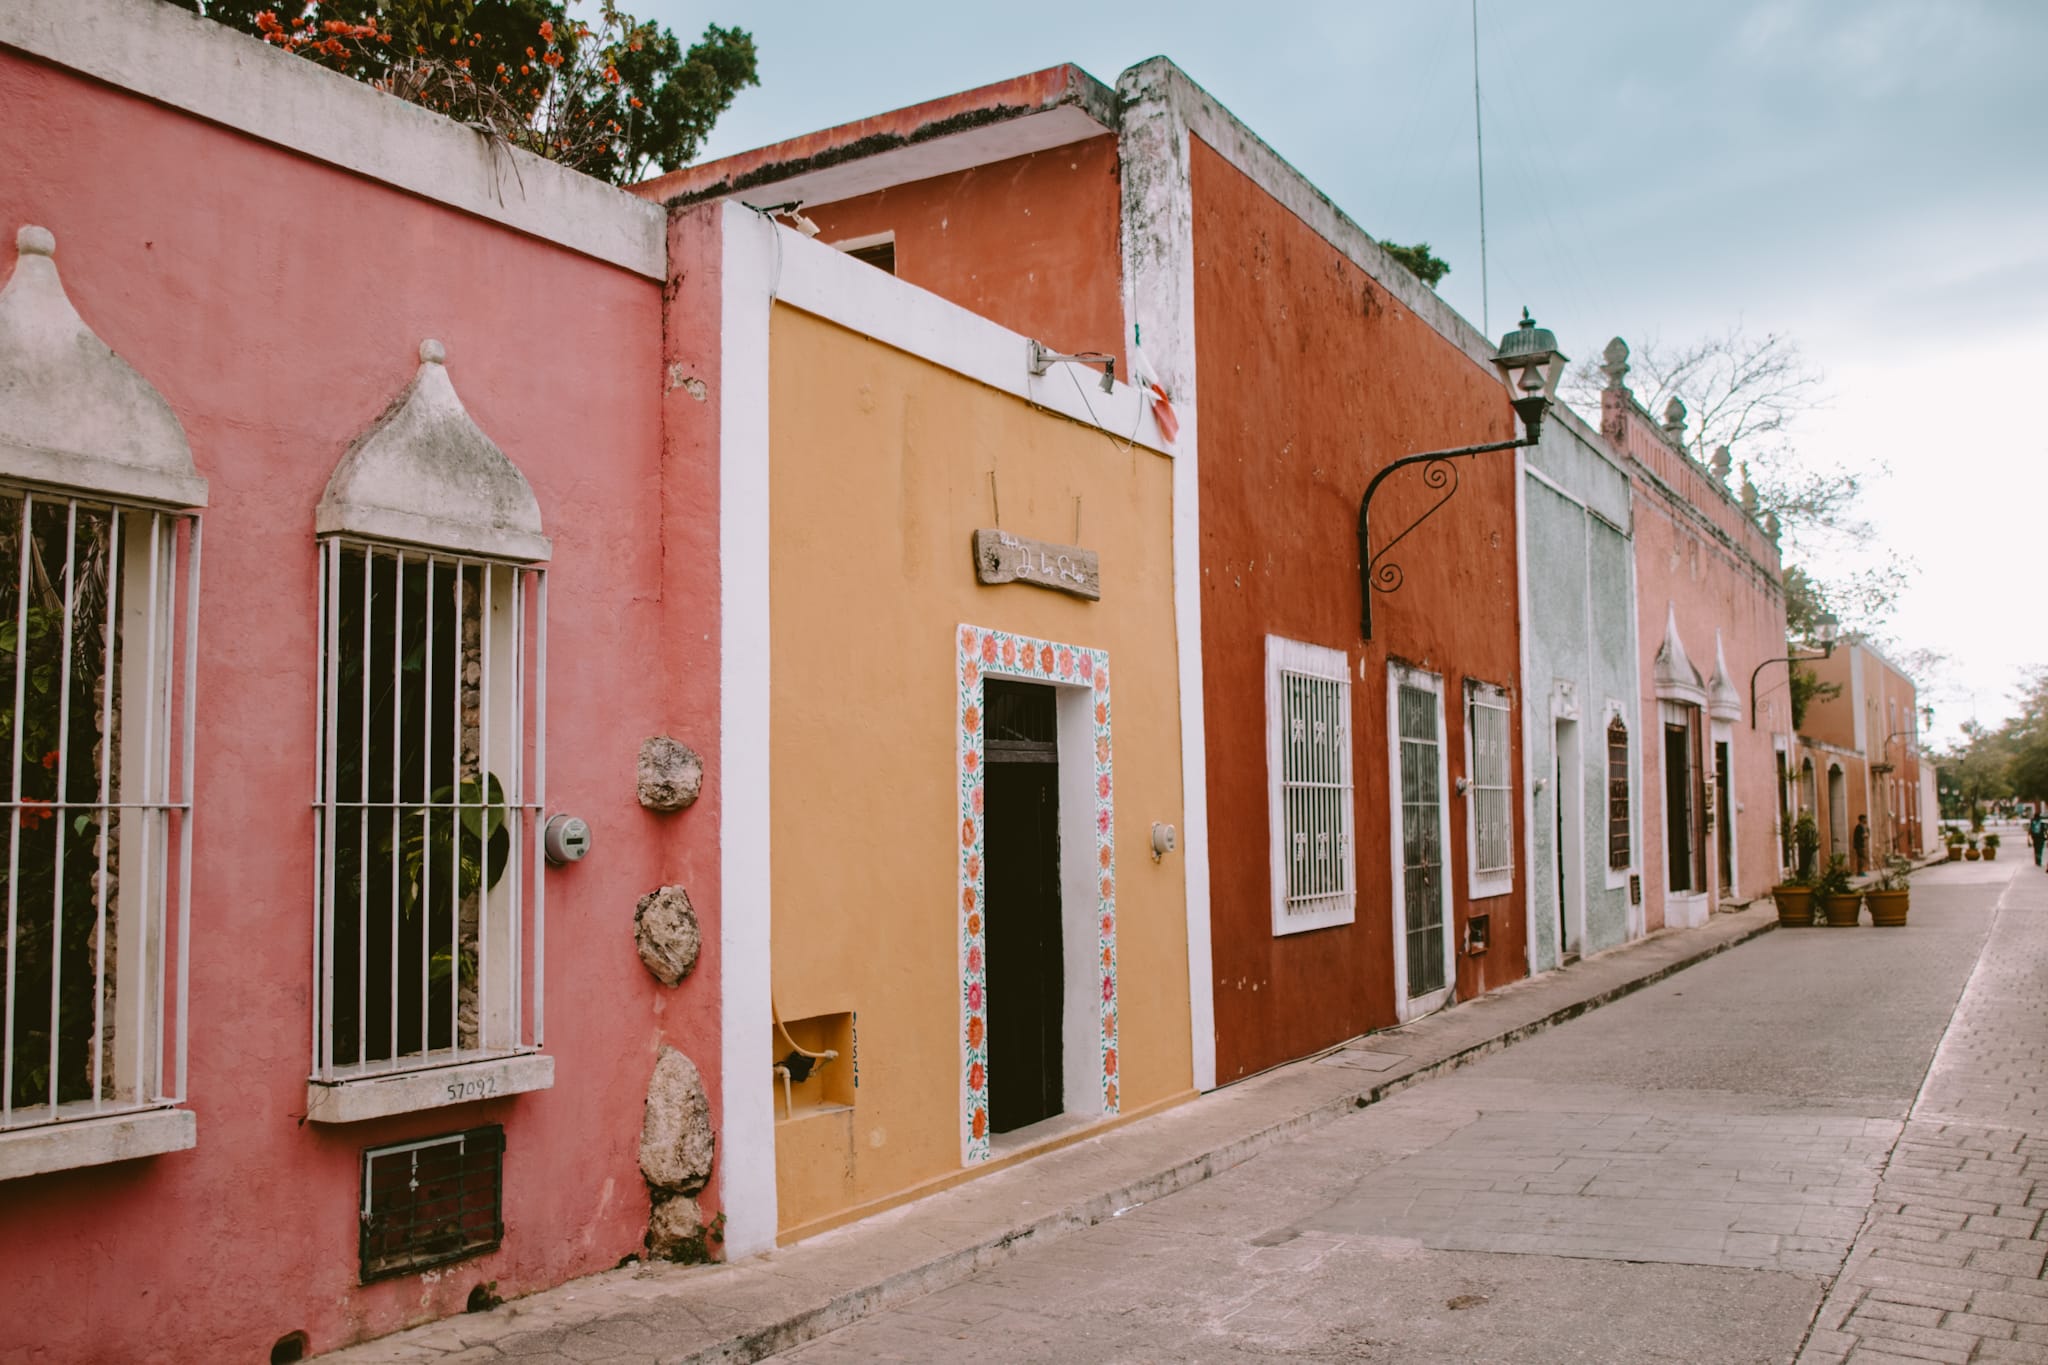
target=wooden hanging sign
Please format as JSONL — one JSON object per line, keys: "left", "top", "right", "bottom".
{"left": 971, "top": 529, "right": 1100, "bottom": 601}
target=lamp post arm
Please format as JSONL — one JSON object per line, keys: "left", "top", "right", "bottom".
{"left": 1749, "top": 650, "right": 1832, "bottom": 731}
{"left": 1357, "top": 434, "right": 1531, "bottom": 639}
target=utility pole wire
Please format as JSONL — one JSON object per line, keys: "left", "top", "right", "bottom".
{"left": 1471, "top": 0, "right": 1489, "bottom": 337}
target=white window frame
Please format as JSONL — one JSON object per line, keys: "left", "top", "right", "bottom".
{"left": 1463, "top": 681, "right": 1514, "bottom": 900}
{"left": 1265, "top": 635, "right": 1354, "bottom": 936}
{"left": 0, "top": 488, "right": 200, "bottom": 1175}
{"left": 1388, "top": 661, "right": 1454, "bottom": 1021}
{"left": 309, "top": 541, "right": 550, "bottom": 1122}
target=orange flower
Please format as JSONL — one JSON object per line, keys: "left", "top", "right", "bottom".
{"left": 521, "top": 64, "right": 530, "bottom": 75}
{"left": 542, "top": 50, "right": 563, "bottom": 67}
{"left": 967, "top": 1016, "right": 984, "bottom": 1048}
{"left": 1105, "top": 1081, "right": 1118, "bottom": 1108}
{"left": 1101, "top": 946, "right": 1112, "bottom": 969}
{"left": 972, "top": 1108, "right": 987, "bottom": 1139}
{"left": 963, "top": 705, "right": 980, "bottom": 732}
{"left": 1104, "top": 1047, "right": 1117, "bottom": 1076}
{"left": 1095, "top": 701, "right": 1108, "bottom": 726}
{"left": 631, "top": 96, "right": 643, "bottom": 108}
{"left": 962, "top": 885, "right": 976, "bottom": 910}
{"left": 538, "top": 19, "right": 555, "bottom": 41}
{"left": 1039, "top": 646, "right": 1055, "bottom": 673}
{"left": 967, "top": 912, "right": 982, "bottom": 937}
{"left": 967, "top": 1062, "right": 984, "bottom": 1091}
{"left": 961, "top": 817, "right": 975, "bottom": 847}
{"left": 18, "top": 797, "right": 52, "bottom": 831}
{"left": 1098, "top": 845, "right": 1111, "bottom": 869}
{"left": 38, "top": 750, "right": 58, "bottom": 771}
{"left": 526, "top": 45, "right": 536, "bottom": 57}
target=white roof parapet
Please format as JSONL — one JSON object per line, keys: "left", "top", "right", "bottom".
{"left": 0, "top": 225, "right": 207, "bottom": 508}
{"left": 317, "top": 340, "right": 549, "bottom": 563}
{"left": 2, "top": 0, "right": 662, "bottom": 280}
{"left": 1707, "top": 630, "right": 1742, "bottom": 722}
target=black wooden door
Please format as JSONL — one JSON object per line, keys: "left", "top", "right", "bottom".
{"left": 984, "top": 680, "right": 1064, "bottom": 1134}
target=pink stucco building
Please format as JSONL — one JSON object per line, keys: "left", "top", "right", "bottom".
{"left": 0, "top": 2, "right": 726, "bottom": 1359}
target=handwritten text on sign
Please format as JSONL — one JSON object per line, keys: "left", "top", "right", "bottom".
{"left": 972, "top": 529, "right": 1101, "bottom": 601}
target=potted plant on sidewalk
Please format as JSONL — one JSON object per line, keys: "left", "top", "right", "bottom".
{"left": 1946, "top": 829, "right": 1965, "bottom": 862}
{"left": 1984, "top": 832, "right": 2001, "bottom": 861}
{"left": 1866, "top": 857, "right": 1911, "bottom": 927}
{"left": 1965, "top": 835, "right": 1981, "bottom": 862}
{"left": 1816, "top": 855, "right": 1862, "bottom": 926}
{"left": 1771, "top": 866, "right": 1816, "bottom": 927}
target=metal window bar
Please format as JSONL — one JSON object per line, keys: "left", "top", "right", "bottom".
{"left": 1400, "top": 684, "right": 1445, "bottom": 997}
{"left": 359, "top": 1124, "right": 505, "bottom": 1282}
{"left": 1, "top": 487, "right": 199, "bottom": 1132}
{"left": 1608, "top": 720, "right": 1631, "bottom": 869}
{"left": 311, "top": 539, "right": 545, "bottom": 1083}
{"left": 1280, "top": 669, "right": 1352, "bottom": 920}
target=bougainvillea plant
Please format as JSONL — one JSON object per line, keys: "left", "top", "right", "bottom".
{"left": 160, "top": 0, "right": 758, "bottom": 185}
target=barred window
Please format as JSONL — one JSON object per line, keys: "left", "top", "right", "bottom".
{"left": 1608, "top": 717, "right": 1631, "bottom": 870}
{"left": 314, "top": 544, "right": 544, "bottom": 1080}
{"left": 308, "top": 341, "right": 551, "bottom": 1110}
{"left": 1465, "top": 683, "right": 1513, "bottom": 897}
{"left": 1, "top": 490, "right": 200, "bottom": 1133}
{"left": 1265, "top": 636, "right": 1354, "bottom": 935}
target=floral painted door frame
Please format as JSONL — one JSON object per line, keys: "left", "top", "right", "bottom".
{"left": 956, "top": 624, "right": 1118, "bottom": 1164}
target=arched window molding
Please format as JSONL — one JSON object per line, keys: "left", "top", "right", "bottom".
{"left": 308, "top": 341, "right": 551, "bottom": 1124}
{"left": 0, "top": 226, "right": 205, "bottom": 1177}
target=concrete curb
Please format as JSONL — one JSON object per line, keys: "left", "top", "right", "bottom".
{"left": 321, "top": 906, "right": 1785, "bottom": 1364}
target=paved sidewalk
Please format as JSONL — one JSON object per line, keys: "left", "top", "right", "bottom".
{"left": 322, "top": 902, "right": 1782, "bottom": 1364}
{"left": 1799, "top": 863, "right": 2048, "bottom": 1364}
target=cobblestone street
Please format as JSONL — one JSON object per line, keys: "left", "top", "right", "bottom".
{"left": 766, "top": 854, "right": 2044, "bottom": 1363}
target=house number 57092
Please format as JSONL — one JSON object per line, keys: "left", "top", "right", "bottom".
{"left": 447, "top": 1076, "right": 499, "bottom": 1102}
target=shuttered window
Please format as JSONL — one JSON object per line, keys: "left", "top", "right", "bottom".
{"left": 1465, "top": 683, "right": 1513, "bottom": 897}
{"left": 1608, "top": 717, "right": 1631, "bottom": 870}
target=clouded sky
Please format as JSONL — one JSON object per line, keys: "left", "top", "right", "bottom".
{"left": 645, "top": 0, "right": 2047, "bottom": 743}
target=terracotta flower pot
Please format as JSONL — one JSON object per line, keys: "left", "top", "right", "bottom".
{"left": 1965, "top": 848, "right": 1981, "bottom": 861}
{"left": 1947, "top": 846, "right": 1963, "bottom": 862}
{"left": 1821, "top": 893, "right": 1863, "bottom": 927}
{"left": 1771, "top": 885, "right": 1816, "bottom": 927}
{"left": 1985, "top": 848, "right": 1999, "bottom": 861}
{"left": 1866, "top": 889, "right": 1909, "bottom": 927}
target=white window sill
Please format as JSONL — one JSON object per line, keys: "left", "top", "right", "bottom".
{"left": 0, "top": 1107, "right": 196, "bottom": 1181}
{"left": 1468, "top": 882, "right": 1514, "bottom": 902}
{"left": 306, "top": 1052, "right": 553, "bottom": 1125}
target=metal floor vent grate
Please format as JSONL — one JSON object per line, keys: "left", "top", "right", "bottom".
{"left": 360, "top": 1125, "right": 504, "bottom": 1282}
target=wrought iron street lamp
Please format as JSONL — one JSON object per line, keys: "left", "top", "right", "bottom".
{"left": 1748, "top": 612, "right": 1840, "bottom": 730}
{"left": 1357, "top": 308, "right": 1566, "bottom": 640}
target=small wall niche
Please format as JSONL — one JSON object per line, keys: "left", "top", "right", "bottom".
{"left": 774, "top": 1012, "right": 854, "bottom": 1120}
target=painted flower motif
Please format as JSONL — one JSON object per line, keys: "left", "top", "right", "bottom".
{"left": 963, "top": 660, "right": 980, "bottom": 688}
{"left": 1001, "top": 637, "right": 1017, "bottom": 667}
{"left": 1104, "top": 1047, "right": 1117, "bottom": 1077}
{"left": 1095, "top": 735, "right": 1111, "bottom": 764}
{"left": 963, "top": 704, "right": 981, "bottom": 733}
{"left": 972, "top": 1107, "right": 988, "bottom": 1139}
{"left": 962, "top": 884, "right": 977, "bottom": 910}
{"left": 1101, "top": 945, "right": 1113, "bottom": 969}
{"left": 964, "top": 749, "right": 980, "bottom": 773}
{"left": 967, "top": 946, "right": 983, "bottom": 974}
{"left": 965, "top": 853, "right": 981, "bottom": 880}
{"left": 968, "top": 912, "right": 982, "bottom": 937}
{"left": 961, "top": 817, "right": 976, "bottom": 847}
{"left": 1100, "top": 875, "right": 1114, "bottom": 901}
{"left": 1057, "top": 647, "right": 1072, "bottom": 676}
{"left": 1095, "top": 701, "right": 1108, "bottom": 727}
{"left": 1105, "top": 1081, "right": 1118, "bottom": 1109}
{"left": 1101, "top": 974, "right": 1114, "bottom": 1004}
{"left": 1077, "top": 653, "right": 1093, "bottom": 682}
{"left": 968, "top": 1061, "right": 985, "bottom": 1092}
{"left": 982, "top": 635, "right": 998, "bottom": 664}
{"left": 1097, "top": 809, "right": 1112, "bottom": 836}
{"left": 1097, "top": 772, "right": 1112, "bottom": 800}
{"left": 960, "top": 626, "right": 977, "bottom": 652}
{"left": 967, "top": 981, "right": 985, "bottom": 1012}
{"left": 968, "top": 1015, "right": 985, "bottom": 1048}
{"left": 1101, "top": 913, "right": 1114, "bottom": 936}
{"left": 1039, "top": 645, "right": 1055, "bottom": 673}
{"left": 973, "top": 787, "right": 984, "bottom": 815}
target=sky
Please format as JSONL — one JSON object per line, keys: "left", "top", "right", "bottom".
{"left": 641, "top": 0, "right": 2047, "bottom": 746}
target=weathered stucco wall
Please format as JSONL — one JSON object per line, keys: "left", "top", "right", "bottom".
{"left": 1188, "top": 138, "right": 1527, "bottom": 1082}
{"left": 800, "top": 135, "right": 1128, "bottom": 376}
{"left": 766, "top": 304, "right": 1189, "bottom": 1237}
{"left": 1522, "top": 414, "right": 1640, "bottom": 970}
{"left": 0, "top": 47, "right": 719, "bottom": 1364}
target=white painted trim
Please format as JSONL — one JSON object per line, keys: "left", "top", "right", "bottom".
{"left": 1515, "top": 448, "right": 1540, "bottom": 973}
{"left": 690, "top": 105, "right": 1112, "bottom": 215}
{"left": 304, "top": 1053, "right": 552, "bottom": 1125}
{"left": 0, "top": 1106, "right": 193, "bottom": 1181}
{"left": 1711, "top": 718, "right": 1738, "bottom": 900}
{"left": 762, "top": 217, "right": 1172, "bottom": 455}
{"left": 1388, "top": 662, "right": 1453, "bottom": 1022}
{"left": 3, "top": 0, "right": 664, "bottom": 280}
{"left": 1118, "top": 84, "right": 1214, "bottom": 1092}
{"left": 717, "top": 206, "right": 777, "bottom": 1256}
{"left": 1264, "top": 635, "right": 1356, "bottom": 937}
{"left": 1463, "top": 680, "right": 1515, "bottom": 901}
{"left": 1552, "top": 711, "right": 1587, "bottom": 958}
{"left": 829, "top": 230, "right": 896, "bottom": 256}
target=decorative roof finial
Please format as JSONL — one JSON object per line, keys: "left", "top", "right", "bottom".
{"left": 1710, "top": 444, "right": 1732, "bottom": 484}
{"left": 1599, "top": 336, "right": 1630, "bottom": 392}
{"left": 1661, "top": 395, "right": 1688, "bottom": 447}
{"left": 1740, "top": 462, "right": 1760, "bottom": 515}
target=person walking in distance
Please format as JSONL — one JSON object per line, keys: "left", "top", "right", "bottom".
{"left": 2030, "top": 808, "right": 2046, "bottom": 867}
{"left": 1853, "top": 813, "right": 1870, "bottom": 874}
